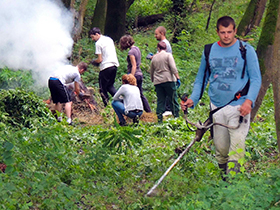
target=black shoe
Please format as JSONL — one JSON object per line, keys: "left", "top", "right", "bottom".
{"left": 227, "top": 160, "right": 241, "bottom": 174}
{"left": 119, "top": 121, "right": 127, "bottom": 126}
{"left": 218, "top": 163, "right": 227, "bottom": 181}
{"left": 133, "top": 116, "right": 139, "bottom": 124}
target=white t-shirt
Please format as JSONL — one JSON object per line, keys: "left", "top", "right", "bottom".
{"left": 52, "top": 65, "right": 81, "bottom": 85}
{"left": 162, "top": 39, "right": 172, "bottom": 53}
{"left": 113, "top": 84, "right": 143, "bottom": 111}
{"left": 95, "top": 35, "right": 119, "bottom": 71}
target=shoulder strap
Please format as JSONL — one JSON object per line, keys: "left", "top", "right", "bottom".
{"left": 239, "top": 40, "right": 247, "bottom": 79}
{"left": 200, "top": 43, "right": 213, "bottom": 100}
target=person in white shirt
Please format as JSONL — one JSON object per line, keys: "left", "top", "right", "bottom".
{"left": 48, "top": 62, "right": 87, "bottom": 124}
{"left": 89, "top": 27, "right": 119, "bottom": 107}
{"left": 112, "top": 74, "right": 143, "bottom": 126}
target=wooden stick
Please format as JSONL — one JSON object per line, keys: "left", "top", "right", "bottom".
{"left": 146, "top": 137, "right": 197, "bottom": 196}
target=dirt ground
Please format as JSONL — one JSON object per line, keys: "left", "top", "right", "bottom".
{"left": 45, "top": 98, "right": 158, "bottom": 126}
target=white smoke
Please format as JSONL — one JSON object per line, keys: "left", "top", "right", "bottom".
{"left": 0, "top": 0, "right": 74, "bottom": 86}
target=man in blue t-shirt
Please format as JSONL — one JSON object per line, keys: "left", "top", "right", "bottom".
{"left": 181, "top": 16, "right": 261, "bottom": 176}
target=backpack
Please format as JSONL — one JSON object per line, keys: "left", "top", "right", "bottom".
{"left": 199, "top": 39, "right": 250, "bottom": 101}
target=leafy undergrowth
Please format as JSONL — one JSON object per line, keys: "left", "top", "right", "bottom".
{"left": 1, "top": 0, "right": 280, "bottom": 209}
{"left": 0, "top": 87, "right": 279, "bottom": 209}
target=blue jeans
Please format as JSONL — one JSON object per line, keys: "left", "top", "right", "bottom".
{"left": 112, "top": 100, "right": 143, "bottom": 123}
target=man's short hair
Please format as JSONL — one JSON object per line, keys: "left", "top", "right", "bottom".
{"left": 89, "top": 27, "right": 101, "bottom": 36}
{"left": 78, "top": 62, "right": 88, "bottom": 71}
{"left": 156, "top": 26, "right": 166, "bottom": 36}
{"left": 216, "top": 16, "right": 236, "bottom": 31}
{"left": 157, "top": 41, "right": 167, "bottom": 51}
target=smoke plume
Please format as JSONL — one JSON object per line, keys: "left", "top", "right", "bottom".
{"left": 0, "top": 0, "right": 74, "bottom": 86}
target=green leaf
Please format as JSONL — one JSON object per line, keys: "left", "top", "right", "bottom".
{"left": 4, "top": 142, "right": 14, "bottom": 151}
{"left": 228, "top": 151, "right": 237, "bottom": 156}
{"left": 236, "top": 148, "right": 243, "bottom": 154}
{"left": 228, "top": 161, "right": 235, "bottom": 169}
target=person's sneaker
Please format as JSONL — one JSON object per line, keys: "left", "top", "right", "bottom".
{"left": 67, "top": 118, "right": 72, "bottom": 125}
{"left": 133, "top": 115, "right": 139, "bottom": 124}
{"left": 162, "top": 111, "right": 172, "bottom": 116}
{"left": 57, "top": 116, "right": 62, "bottom": 122}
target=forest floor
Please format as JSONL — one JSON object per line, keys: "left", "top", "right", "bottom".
{"left": 45, "top": 98, "right": 158, "bottom": 126}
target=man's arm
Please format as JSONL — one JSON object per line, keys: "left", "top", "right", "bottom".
{"left": 74, "top": 81, "right": 80, "bottom": 94}
{"left": 93, "top": 54, "right": 102, "bottom": 64}
{"left": 243, "top": 45, "right": 262, "bottom": 108}
{"left": 239, "top": 45, "right": 262, "bottom": 116}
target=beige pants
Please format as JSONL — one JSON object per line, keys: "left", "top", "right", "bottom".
{"left": 211, "top": 104, "right": 250, "bottom": 164}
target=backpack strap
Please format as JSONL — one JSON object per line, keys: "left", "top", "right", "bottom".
{"left": 200, "top": 43, "right": 213, "bottom": 100}
{"left": 239, "top": 40, "right": 247, "bottom": 79}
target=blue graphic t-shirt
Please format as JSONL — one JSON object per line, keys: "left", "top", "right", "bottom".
{"left": 190, "top": 40, "right": 261, "bottom": 108}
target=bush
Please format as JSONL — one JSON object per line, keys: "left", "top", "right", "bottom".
{"left": 0, "top": 89, "right": 54, "bottom": 129}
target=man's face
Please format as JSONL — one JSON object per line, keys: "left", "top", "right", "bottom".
{"left": 78, "top": 68, "right": 85, "bottom": 74}
{"left": 217, "top": 24, "right": 237, "bottom": 47}
{"left": 154, "top": 29, "right": 162, "bottom": 41}
{"left": 90, "top": 34, "right": 99, "bottom": 42}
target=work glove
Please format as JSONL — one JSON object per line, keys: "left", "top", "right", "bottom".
{"left": 78, "top": 92, "right": 85, "bottom": 100}
{"left": 176, "top": 79, "right": 181, "bottom": 89}
{"left": 91, "top": 59, "right": 100, "bottom": 67}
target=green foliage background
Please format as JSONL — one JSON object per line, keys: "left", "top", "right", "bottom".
{"left": 0, "top": 0, "right": 279, "bottom": 209}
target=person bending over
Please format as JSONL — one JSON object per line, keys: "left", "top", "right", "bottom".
{"left": 112, "top": 74, "right": 143, "bottom": 126}
{"left": 48, "top": 62, "right": 88, "bottom": 125}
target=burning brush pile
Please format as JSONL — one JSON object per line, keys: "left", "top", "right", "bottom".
{"left": 45, "top": 81, "right": 157, "bottom": 126}
{"left": 45, "top": 81, "right": 107, "bottom": 125}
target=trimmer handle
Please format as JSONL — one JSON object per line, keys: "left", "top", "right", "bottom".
{"left": 180, "top": 93, "right": 189, "bottom": 114}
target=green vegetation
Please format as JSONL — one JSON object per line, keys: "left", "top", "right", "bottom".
{"left": 0, "top": 0, "right": 279, "bottom": 209}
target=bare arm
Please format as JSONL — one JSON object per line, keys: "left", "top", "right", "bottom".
{"left": 74, "top": 81, "right": 80, "bottom": 94}
{"left": 95, "top": 54, "right": 103, "bottom": 63}
{"left": 174, "top": 73, "right": 180, "bottom": 80}
{"left": 129, "top": 55, "right": 137, "bottom": 75}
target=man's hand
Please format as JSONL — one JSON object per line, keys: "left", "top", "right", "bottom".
{"left": 180, "top": 98, "right": 194, "bottom": 111}
{"left": 78, "top": 92, "right": 91, "bottom": 100}
{"left": 91, "top": 59, "right": 100, "bottom": 67}
{"left": 239, "top": 99, "right": 252, "bottom": 116}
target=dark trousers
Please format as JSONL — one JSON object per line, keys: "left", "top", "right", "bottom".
{"left": 99, "top": 66, "right": 117, "bottom": 107}
{"left": 135, "top": 74, "right": 151, "bottom": 113}
{"left": 155, "top": 82, "right": 180, "bottom": 122}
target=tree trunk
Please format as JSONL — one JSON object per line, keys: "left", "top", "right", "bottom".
{"left": 91, "top": 0, "right": 108, "bottom": 33}
{"left": 251, "top": 0, "right": 280, "bottom": 120}
{"left": 105, "top": 0, "right": 127, "bottom": 41}
{"left": 61, "top": 0, "right": 72, "bottom": 8}
{"left": 237, "top": 0, "right": 268, "bottom": 36}
{"left": 73, "top": 0, "right": 89, "bottom": 42}
{"left": 136, "top": 14, "right": 164, "bottom": 27}
{"left": 205, "top": 0, "right": 216, "bottom": 31}
{"left": 271, "top": 0, "right": 280, "bottom": 151}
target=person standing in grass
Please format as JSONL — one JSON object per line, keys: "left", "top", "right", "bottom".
{"left": 112, "top": 74, "right": 143, "bottom": 126}
{"left": 48, "top": 62, "right": 88, "bottom": 125}
{"left": 154, "top": 26, "right": 173, "bottom": 116}
{"left": 89, "top": 27, "right": 119, "bottom": 107}
{"left": 119, "top": 35, "right": 151, "bottom": 113}
{"left": 181, "top": 16, "right": 261, "bottom": 177}
{"left": 150, "top": 41, "right": 181, "bottom": 123}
